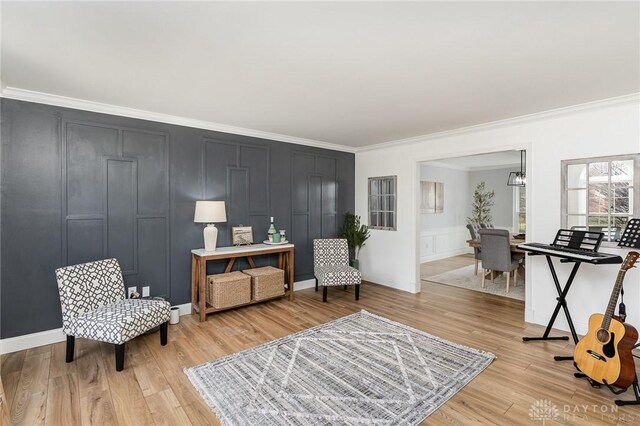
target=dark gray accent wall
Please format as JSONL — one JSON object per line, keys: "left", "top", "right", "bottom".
{"left": 0, "top": 99, "right": 355, "bottom": 338}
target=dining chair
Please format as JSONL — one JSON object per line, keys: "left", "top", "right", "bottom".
{"left": 477, "top": 229, "right": 521, "bottom": 292}
{"left": 466, "top": 224, "right": 483, "bottom": 275}
{"left": 55, "top": 258, "right": 171, "bottom": 371}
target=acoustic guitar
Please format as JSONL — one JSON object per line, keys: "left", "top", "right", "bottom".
{"left": 574, "top": 251, "right": 639, "bottom": 389}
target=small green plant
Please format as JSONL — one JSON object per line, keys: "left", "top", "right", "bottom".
{"left": 467, "top": 181, "right": 494, "bottom": 224}
{"left": 339, "top": 212, "right": 370, "bottom": 260}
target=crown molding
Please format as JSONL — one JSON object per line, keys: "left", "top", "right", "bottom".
{"left": 420, "top": 160, "right": 520, "bottom": 172}
{"left": 2, "top": 86, "right": 637, "bottom": 155}
{"left": 0, "top": 86, "right": 357, "bottom": 154}
{"left": 357, "top": 93, "right": 640, "bottom": 153}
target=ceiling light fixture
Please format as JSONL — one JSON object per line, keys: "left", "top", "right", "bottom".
{"left": 507, "top": 150, "right": 526, "bottom": 187}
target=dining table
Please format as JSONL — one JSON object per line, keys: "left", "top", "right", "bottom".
{"left": 466, "top": 237, "right": 527, "bottom": 279}
{"left": 466, "top": 237, "right": 526, "bottom": 253}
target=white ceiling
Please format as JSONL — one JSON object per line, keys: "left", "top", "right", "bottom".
{"left": 2, "top": 2, "right": 639, "bottom": 148}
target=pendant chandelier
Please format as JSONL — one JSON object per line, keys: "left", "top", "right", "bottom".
{"left": 507, "top": 150, "right": 526, "bottom": 187}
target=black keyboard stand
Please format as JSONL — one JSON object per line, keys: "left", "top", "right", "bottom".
{"left": 523, "top": 254, "right": 581, "bottom": 361}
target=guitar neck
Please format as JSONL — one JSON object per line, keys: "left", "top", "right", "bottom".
{"left": 602, "top": 270, "right": 627, "bottom": 330}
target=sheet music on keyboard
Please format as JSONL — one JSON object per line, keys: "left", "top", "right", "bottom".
{"left": 516, "top": 229, "right": 623, "bottom": 265}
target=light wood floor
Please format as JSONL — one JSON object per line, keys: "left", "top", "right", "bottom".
{"left": 3, "top": 255, "right": 640, "bottom": 425}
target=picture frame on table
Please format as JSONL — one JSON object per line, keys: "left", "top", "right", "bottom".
{"left": 232, "top": 225, "right": 253, "bottom": 246}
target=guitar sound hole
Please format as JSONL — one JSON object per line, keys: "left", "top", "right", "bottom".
{"left": 603, "top": 332, "right": 616, "bottom": 358}
{"left": 596, "top": 329, "right": 610, "bottom": 344}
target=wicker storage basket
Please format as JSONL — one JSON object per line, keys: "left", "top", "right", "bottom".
{"left": 206, "top": 271, "right": 251, "bottom": 309}
{"left": 243, "top": 266, "right": 285, "bottom": 301}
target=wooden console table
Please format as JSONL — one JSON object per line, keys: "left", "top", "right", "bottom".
{"left": 190, "top": 243, "right": 295, "bottom": 321}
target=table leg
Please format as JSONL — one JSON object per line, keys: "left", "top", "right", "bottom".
{"left": 199, "top": 257, "right": 207, "bottom": 322}
{"left": 247, "top": 256, "right": 256, "bottom": 269}
{"left": 288, "top": 249, "right": 295, "bottom": 301}
{"left": 191, "top": 254, "right": 197, "bottom": 315}
{"left": 225, "top": 258, "right": 236, "bottom": 273}
{"left": 278, "top": 253, "right": 283, "bottom": 269}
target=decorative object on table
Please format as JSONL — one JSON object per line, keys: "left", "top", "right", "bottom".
{"left": 313, "top": 238, "right": 362, "bottom": 302}
{"left": 267, "top": 216, "right": 277, "bottom": 242}
{"left": 194, "top": 200, "right": 227, "bottom": 252}
{"left": 185, "top": 310, "right": 495, "bottom": 425}
{"left": 242, "top": 266, "right": 285, "bottom": 301}
{"left": 272, "top": 230, "right": 282, "bottom": 243}
{"left": 424, "top": 264, "right": 525, "bottom": 300}
{"left": 232, "top": 225, "right": 253, "bottom": 246}
{"left": 618, "top": 219, "right": 640, "bottom": 249}
{"left": 507, "top": 150, "right": 527, "bottom": 186}
{"left": 338, "top": 212, "right": 370, "bottom": 270}
{"left": 55, "top": 258, "right": 170, "bottom": 371}
{"left": 207, "top": 271, "right": 252, "bottom": 309}
{"left": 169, "top": 306, "right": 180, "bottom": 325}
{"left": 263, "top": 238, "right": 289, "bottom": 245}
{"left": 467, "top": 181, "right": 494, "bottom": 225}
{"left": 420, "top": 181, "right": 444, "bottom": 214}
{"left": 279, "top": 229, "right": 286, "bottom": 241}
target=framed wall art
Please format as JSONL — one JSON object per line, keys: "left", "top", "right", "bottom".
{"left": 421, "top": 181, "right": 444, "bottom": 214}
{"left": 232, "top": 225, "right": 254, "bottom": 245}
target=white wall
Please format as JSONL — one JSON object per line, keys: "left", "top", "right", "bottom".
{"left": 355, "top": 96, "right": 640, "bottom": 335}
{"left": 468, "top": 166, "right": 516, "bottom": 230}
{"left": 419, "top": 164, "right": 471, "bottom": 261}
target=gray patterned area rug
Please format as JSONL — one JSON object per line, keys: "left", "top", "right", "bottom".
{"left": 185, "top": 310, "right": 495, "bottom": 425}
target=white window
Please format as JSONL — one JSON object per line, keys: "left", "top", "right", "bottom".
{"left": 513, "top": 185, "right": 526, "bottom": 233}
{"left": 561, "top": 154, "right": 639, "bottom": 242}
{"left": 368, "top": 176, "right": 397, "bottom": 230}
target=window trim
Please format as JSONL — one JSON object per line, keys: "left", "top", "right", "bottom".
{"left": 561, "top": 153, "right": 639, "bottom": 244}
{"left": 368, "top": 175, "right": 397, "bottom": 231}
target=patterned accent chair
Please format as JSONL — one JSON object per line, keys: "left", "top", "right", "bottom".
{"left": 313, "top": 239, "right": 362, "bottom": 302}
{"left": 55, "top": 258, "right": 171, "bottom": 371}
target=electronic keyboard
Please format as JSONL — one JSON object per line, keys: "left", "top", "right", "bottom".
{"left": 517, "top": 242, "right": 623, "bottom": 264}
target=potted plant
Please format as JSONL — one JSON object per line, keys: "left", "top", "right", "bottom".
{"left": 467, "top": 181, "right": 494, "bottom": 225}
{"left": 339, "top": 212, "right": 370, "bottom": 270}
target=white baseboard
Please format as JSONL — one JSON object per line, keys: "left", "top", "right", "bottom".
{"left": 294, "top": 278, "right": 315, "bottom": 291}
{"left": 420, "top": 248, "right": 472, "bottom": 263}
{"left": 0, "top": 302, "right": 193, "bottom": 355}
{"left": 0, "top": 328, "right": 66, "bottom": 355}
{"left": 175, "top": 302, "right": 192, "bottom": 316}
{"left": 0, "top": 281, "right": 318, "bottom": 355}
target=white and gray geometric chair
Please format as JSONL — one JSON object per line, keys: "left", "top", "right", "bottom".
{"left": 313, "top": 239, "right": 362, "bottom": 302}
{"left": 55, "top": 258, "right": 170, "bottom": 371}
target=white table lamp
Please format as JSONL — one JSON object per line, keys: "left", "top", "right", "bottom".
{"left": 194, "top": 201, "right": 227, "bottom": 252}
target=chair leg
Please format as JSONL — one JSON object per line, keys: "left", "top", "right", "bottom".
{"left": 481, "top": 270, "right": 486, "bottom": 288}
{"left": 474, "top": 258, "right": 478, "bottom": 275}
{"left": 490, "top": 270, "right": 495, "bottom": 284}
{"left": 322, "top": 286, "right": 328, "bottom": 303}
{"left": 115, "top": 343, "right": 125, "bottom": 372}
{"left": 506, "top": 272, "right": 510, "bottom": 293}
{"left": 315, "top": 277, "right": 318, "bottom": 292}
{"left": 65, "top": 335, "right": 75, "bottom": 363}
{"left": 355, "top": 284, "right": 360, "bottom": 301}
{"left": 160, "top": 321, "right": 168, "bottom": 346}
{"left": 514, "top": 268, "right": 518, "bottom": 287}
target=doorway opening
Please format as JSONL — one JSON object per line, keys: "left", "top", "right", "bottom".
{"left": 418, "top": 150, "right": 527, "bottom": 301}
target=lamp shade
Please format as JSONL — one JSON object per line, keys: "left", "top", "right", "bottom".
{"left": 194, "top": 201, "right": 227, "bottom": 223}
